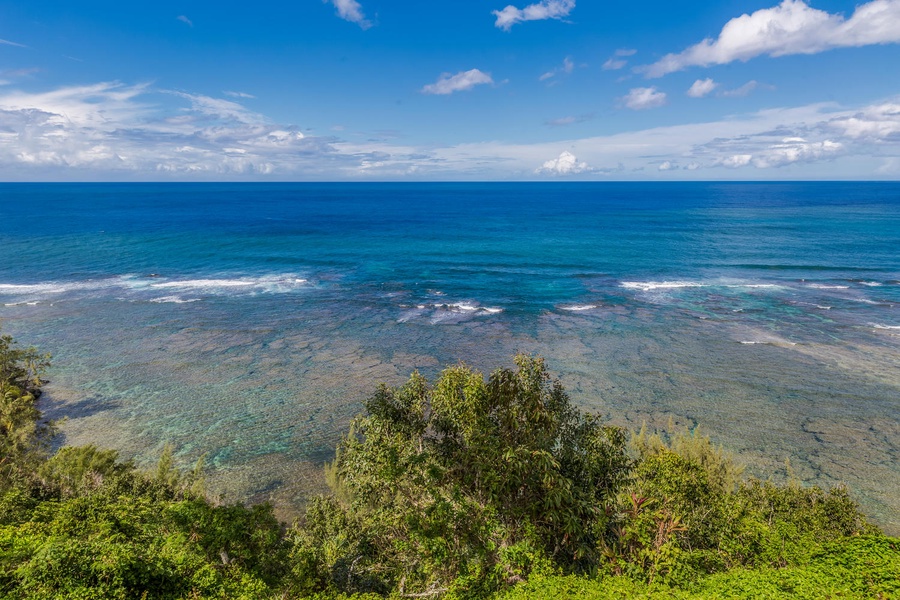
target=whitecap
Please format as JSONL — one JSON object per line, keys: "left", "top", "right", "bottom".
{"left": 149, "top": 296, "right": 201, "bottom": 304}
{"left": 621, "top": 281, "right": 704, "bottom": 291}
{"left": 620, "top": 281, "right": 780, "bottom": 292}
{"left": 870, "top": 323, "right": 900, "bottom": 330}
{"left": 151, "top": 279, "right": 258, "bottom": 289}
{"left": 559, "top": 304, "right": 598, "bottom": 312}
{"left": 806, "top": 284, "right": 850, "bottom": 290}
{"left": 148, "top": 276, "right": 309, "bottom": 294}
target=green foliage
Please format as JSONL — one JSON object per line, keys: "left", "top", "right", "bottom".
{"left": 500, "top": 536, "right": 900, "bottom": 599}
{"left": 0, "top": 450, "right": 286, "bottom": 599}
{"left": 0, "top": 330, "right": 892, "bottom": 599}
{"left": 296, "top": 355, "right": 631, "bottom": 597}
{"left": 604, "top": 424, "right": 873, "bottom": 587}
{"left": 0, "top": 331, "right": 53, "bottom": 489}
{"left": 38, "top": 445, "right": 130, "bottom": 497}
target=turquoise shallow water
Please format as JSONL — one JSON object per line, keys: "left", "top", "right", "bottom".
{"left": 1, "top": 182, "right": 898, "bottom": 531}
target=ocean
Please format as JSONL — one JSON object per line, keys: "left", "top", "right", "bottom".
{"left": 1, "top": 182, "right": 898, "bottom": 532}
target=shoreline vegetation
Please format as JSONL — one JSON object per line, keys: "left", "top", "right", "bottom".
{"left": 1, "top": 329, "right": 898, "bottom": 598}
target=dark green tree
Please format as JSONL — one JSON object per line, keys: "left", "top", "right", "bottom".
{"left": 293, "top": 355, "right": 631, "bottom": 596}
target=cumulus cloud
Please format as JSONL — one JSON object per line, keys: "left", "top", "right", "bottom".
{"left": 753, "top": 138, "right": 842, "bottom": 167}
{"left": 493, "top": 0, "right": 575, "bottom": 31}
{"left": 421, "top": 69, "right": 493, "bottom": 95}
{"left": 720, "top": 154, "right": 753, "bottom": 168}
{"left": 687, "top": 78, "right": 718, "bottom": 98}
{"left": 176, "top": 15, "right": 193, "bottom": 27}
{"left": 714, "top": 138, "right": 842, "bottom": 168}
{"left": 644, "top": 0, "right": 900, "bottom": 77}
{"left": 658, "top": 160, "right": 674, "bottom": 171}
{"left": 622, "top": 87, "right": 667, "bottom": 110}
{"left": 826, "top": 102, "right": 900, "bottom": 140}
{"left": 329, "top": 0, "right": 372, "bottom": 29}
{"left": 536, "top": 150, "right": 591, "bottom": 175}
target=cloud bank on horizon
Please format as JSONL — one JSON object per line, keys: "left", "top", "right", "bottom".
{"left": 2, "top": 81, "right": 897, "bottom": 179}
{"left": 0, "top": 0, "right": 899, "bottom": 180}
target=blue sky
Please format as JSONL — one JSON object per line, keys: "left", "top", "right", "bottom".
{"left": 1, "top": 0, "right": 899, "bottom": 180}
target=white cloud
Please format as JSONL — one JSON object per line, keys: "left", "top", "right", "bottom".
{"left": 545, "top": 114, "right": 592, "bottom": 127}
{"left": 329, "top": 0, "right": 372, "bottom": 29}
{"left": 720, "top": 154, "right": 753, "bottom": 168}
{"left": 0, "top": 82, "right": 331, "bottom": 177}
{"left": 752, "top": 138, "right": 842, "bottom": 167}
{"left": 827, "top": 102, "right": 900, "bottom": 140}
{"left": 687, "top": 78, "right": 718, "bottom": 98}
{"left": 720, "top": 81, "right": 759, "bottom": 97}
{"left": 493, "top": 0, "right": 575, "bottom": 31}
{"left": 539, "top": 56, "right": 574, "bottom": 81}
{"left": 623, "top": 87, "right": 667, "bottom": 110}
{"left": 422, "top": 69, "right": 493, "bottom": 95}
{"left": 0, "top": 38, "right": 27, "bottom": 48}
{"left": 603, "top": 48, "right": 636, "bottom": 70}
{"left": 176, "top": 15, "right": 193, "bottom": 27}
{"left": 224, "top": 91, "right": 256, "bottom": 99}
{"left": 168, "top": 92, "right": 267, "bottom": 125}
{"left": 1, "top": 80, "right": 898, "bottom": 180}
{"left": 714, "top": 138, "right": 843, "bottom": 168}
{"left": 645, "top": 0, "right": 900, "bottom": 77}
{"left": 536, "top": 150, "right": 590, "bottom": 175}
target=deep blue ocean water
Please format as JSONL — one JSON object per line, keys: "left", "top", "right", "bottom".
{"left": 1, "top": 182, "right": 898, "bottom": 530}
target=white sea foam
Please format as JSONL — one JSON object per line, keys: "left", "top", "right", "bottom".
{"left": 400, "top": 302, "right": 503, "bottom": 322}
{"left": 439, "top": 302, "right": 503, "bottom": 314}
{"left": 806, "top": 284, "right": 849, "bottom": 290}
{"left": 853, "top": 298, "right": 886, "bottom": 305}
{"left": 151, "top": 279, "right": 256, "bottom": 290}
{"left": 150, "top": 276, "right": 309, "bottom": 294}
{"left": 739, "top": 340, "right": 797, "bottom": 346}
{"left": 870, "top": 323, "right": 900, "bottom": 330}
{"left": 149, "top": 296, "right": 201, "bottom": 304}
{"left": 620, "top": 281, "right": 781, "bottom": 292}
{"left": 0, "top": 281, "right": 109, "bottom": 295}
{"left": 559, "top": 304, "right": 598, "bottom": 311}
{"left": 860, "top": 281, "right": 883, "bottom": 287}
{"left": 0, "top": 275, "right": 310, "bottom": 299}
{"left": 621, "top": 281, "right": 704, "bottom": 291}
